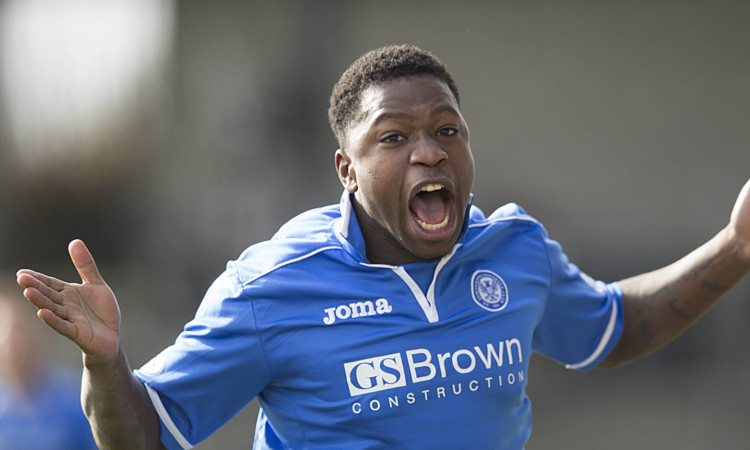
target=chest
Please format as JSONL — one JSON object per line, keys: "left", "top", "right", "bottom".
{"left": 252, "top": 239, "right": 550, "bottom": 401}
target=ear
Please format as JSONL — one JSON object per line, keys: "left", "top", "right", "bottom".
{"left": 335, "top": 148, "right": 358, "bottom": 193}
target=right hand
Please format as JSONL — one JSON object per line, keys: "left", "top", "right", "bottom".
{"left": 17, "top": 239, "right": 121, "bottom": 363}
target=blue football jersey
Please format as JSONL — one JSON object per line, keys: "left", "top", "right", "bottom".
{"left": 134, "top": 192, "right": 623, "bottom": 449}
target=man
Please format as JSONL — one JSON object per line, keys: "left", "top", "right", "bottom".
{"left": 16, "top": 45, "right": 750, "bottom": 449}
{"left": 0, "top": 278, "right": 97, "bottom": 449}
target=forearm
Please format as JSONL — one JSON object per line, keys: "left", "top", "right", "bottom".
{"left": 82, "top": 345, "right": 164, "bottom": 449}
{"left": 600, "top": 225, "right": 750, "bottom": 368}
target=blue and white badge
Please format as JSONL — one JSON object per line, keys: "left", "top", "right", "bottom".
{"left": 471, "top": 270, "right": 509, "bottom": 312}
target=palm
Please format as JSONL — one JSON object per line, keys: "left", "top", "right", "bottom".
{"left": 17, "top": 240, "right": 121, "bottom": 362}
{"left": 58, "top": 278, "right": 120, "bottom": 359}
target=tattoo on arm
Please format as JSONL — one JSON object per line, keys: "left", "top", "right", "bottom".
{"left": 633, "top": 255, "right": 730, "bottom": 349}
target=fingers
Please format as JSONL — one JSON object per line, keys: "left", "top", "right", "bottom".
{"left": 16, "top": 269, "right": 67, "bottom": 292}
{"left": 16, "top": 273, "right": 69, "bottom": 319}
{"left": 68, "top": 239, "right": 104, "bottom": 285}
{"left": 14, "top": 240, "right": 95, "bottom": 346}
{"left": 16, "top": 272, "right": 75, "bottom": 339}
{"left": 16, "top": 239, "right": 103, "bottom": 288}
{"left": 17, "top": 271, "right": 66, "bottom": 304}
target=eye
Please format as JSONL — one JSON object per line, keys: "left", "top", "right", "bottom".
{"left": 437, "top": 127, "right": 458, "bottom": 137}
{"left": 381, "top": 133, "right": 406, "bottom": 144}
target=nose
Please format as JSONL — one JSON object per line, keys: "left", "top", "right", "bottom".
{"left": 409, "top": 135, "right": 447, "bottom": 167}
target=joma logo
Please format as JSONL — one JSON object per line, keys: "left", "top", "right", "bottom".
{"left": 323, "top": 298, "right": 393, "bottom": 325}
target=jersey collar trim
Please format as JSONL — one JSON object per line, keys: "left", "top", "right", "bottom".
{"left": 334, "top": 191, "right": 368, "bottom": 261}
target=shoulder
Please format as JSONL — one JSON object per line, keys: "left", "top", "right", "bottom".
{"left": 232, "top": 204, "right": 344, "bottom": 286}
{"left": 467, "top": 202, "right": 542, "bottom": 233}
{"left": 271, "top": 203, "right": 340, "bottom": 241}
{"left": 458, "top": 203, "right": 551, "bottom": 258}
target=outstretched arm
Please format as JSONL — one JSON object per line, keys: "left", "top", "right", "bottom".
{"left": 599, "top": 179, "right": 750, "bottom": 369}
{"left": 17, "top": 240, "right": 163, "bottom": 449}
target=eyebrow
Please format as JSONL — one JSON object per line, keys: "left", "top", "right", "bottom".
{"left": 370, "top": 111, "right": 412, "bottom": 128}
{"left": 369, "top": 104, "right": 460, "bottom": 128}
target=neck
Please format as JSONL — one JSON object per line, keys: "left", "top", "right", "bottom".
{"left": 350, "top": 198, "right": 424, "bottom": 265}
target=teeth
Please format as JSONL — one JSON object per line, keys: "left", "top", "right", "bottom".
{"left": 420, "top": 183, "right": 444, "bottom": 193}
{"left": 415, "top": 204, "right": 450, "bottom": 231}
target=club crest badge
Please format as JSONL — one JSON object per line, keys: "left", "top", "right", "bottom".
{"left": 138, "top": 348, "right": 170, "bottom": 376}
{"left": 471, "top": 270, "right": 509, "bottom": 312}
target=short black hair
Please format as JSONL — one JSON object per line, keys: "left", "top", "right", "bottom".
{"left": 328, "top": 44, "right": 460, "bottom": 148}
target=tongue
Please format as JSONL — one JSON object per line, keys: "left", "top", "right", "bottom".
{"left": 411, "top": 191, "right": 446, "bottom": 224}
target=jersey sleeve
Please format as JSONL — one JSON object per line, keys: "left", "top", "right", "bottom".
{"left": 134, "top": 262, "right": 271, "bottom": 449}
{"left": 531, "top": 227, "right": 624, "bottom": 371}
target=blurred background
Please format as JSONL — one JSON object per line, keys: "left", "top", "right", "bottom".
{"left": 1, "top": 0, "right": 748, "bottom": 448}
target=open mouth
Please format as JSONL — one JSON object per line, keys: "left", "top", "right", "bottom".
{"left": 409, "top": 183, "right": 453, "bottom": 231}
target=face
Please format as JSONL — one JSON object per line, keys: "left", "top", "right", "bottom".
{"left": 335, "top": 76, "right": 475, "bottom": 265}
